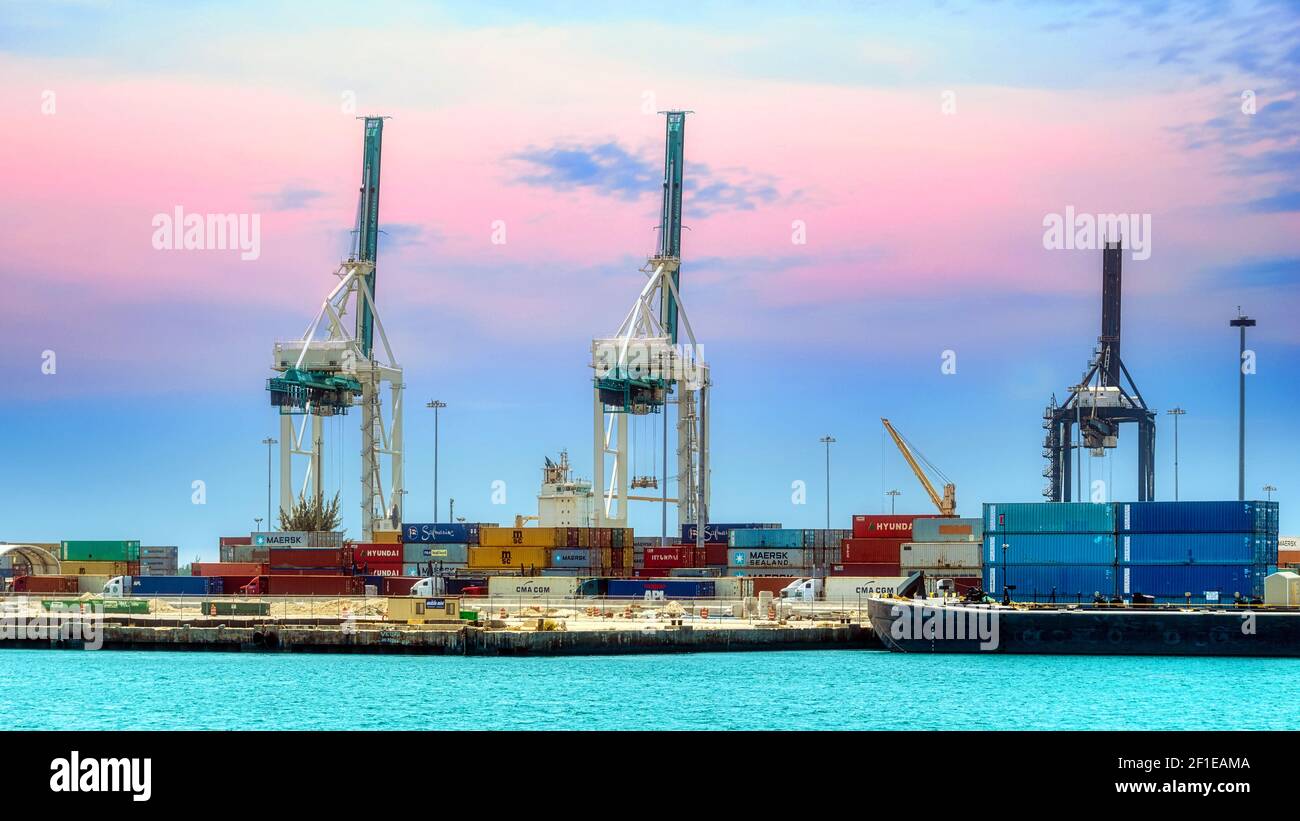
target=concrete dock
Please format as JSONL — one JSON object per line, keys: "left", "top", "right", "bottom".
{"left": 1, "top": 617, "right": 880, "bottom": 655}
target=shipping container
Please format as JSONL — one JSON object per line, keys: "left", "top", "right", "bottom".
{"left": 487, "top": 576, "right": 581, "bottom": 599}
{"left": 220, "top": 545, "right": 271, "bottom": 564}
{"left": 371, "top": 530, "right": 402, "bottom": 544}
{"left": 727, "top": 548, "right": 806, "bottom": 569}
{"left": 468, "top": 545, "right": 549, "bottom": 569}
{"left": 61, "top": 540, "right": 141, "bottom": 562}
{"left": 984, "top": 502, "right": 1114, "bottom": 534}
{"left": 1122, "top": 563, "right": 1265, "bottom": 601}
{"left": 703, "top": 545, "right": 728, "bottom": 566}
{"left": 108, "top": 575, "right": 216, "bottom": 596}
{"left": 912, "top": 517, "right": 983, "bottom": 543}
{"left": 191, "top": 562, "right": 267, "bottom": 577}
{"left": 985, "top": 533, "right": 1116, "bottom": 565}
{"left": 445, "top": 577, "right": 489, "bottom": 596}
{"left": 268, "top": 547, "right": 352, "bottom": 569}
{"left": 1115, "top": 501, "right": 1278, "bottom": 534}
{"left": 478, "top": 527, "right": 560, "bottom": 548}
{"left": 830, "top": 563, "right": 901, "bottom": 577}
{"left": 219, "top": 536, "right": 253, "bottom": 547}
{"left": 401, "top": 543, "right": 469, "bottom": 564}
{"left": 823, "top": 576, "right": 911, "bottom": 601}
{"left": 549, "top": 548, "right": 594, "bottom": 569}
{"left": 255, "top": 575, "right": 363, "bottom": 596}
{"left": 681, "top": 522, "right": 781, "bottom": 544}
{"left": 741, "top": 576, "right": 799, "bottom": 597}
{"left": 60, "top": 560, "right": 138, "bottom": 577}
{"left": 382, "top": 576, "right": 421, "bottom": 596}
{"left": 984, "top": 564, "right": 1118, "bottom": 600}
{"left": 362, "top": 564, "right": 404, "bottom": 577}
{"left": 218, "top": 575, "right": 259, "bottom": 593}
{"left": 900, "top": 542, "right": 981, "bottom": 569}
{"left": 729, "top": 528, "right": 806, "bottom": 549}
{"left": 841, "top": 538, "right": 906, "bottom": 564}
{"left": 14, "top": 575, "right": 80, "bottom": 594}
{"left": 851, "top": 515, "right": 941, "bottom": 540}
{"left": 252, "top": 531, "right": 308, "bottom": 547}
{"left": 401, "top": 522, "right": 482, "bottom": 545}
{"left": 350, "top": 544, "right": 404, "bottom": 563}
{"left": 1279, "top": 550, "right": 1300, "bottom": 568}
{"left": 1118, "top": 533, "right": 1270, "bottom": 565}
{"left": 606, "top": 579, "right": 717, "bottom": 599}
{"left": 643, "top": 546, "right": 693, "bottom": 569}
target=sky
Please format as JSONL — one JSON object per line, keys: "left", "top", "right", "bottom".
{"left": 1, "top": 0, "right": 1297, "bottom": 559}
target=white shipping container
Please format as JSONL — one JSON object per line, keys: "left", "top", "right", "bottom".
{"left": 487, "top": 576, "right": 580, "bottom": 599}
{"left": 712, "top": 577, "right": 743, "bottom": 599}
{"left": 727, "top": 548, "right": 806, "bottom": 568}
{"left": 899, "top": 542, "right": 981, "bottom": 570}
{"left": 823, "top": 576, "right": 909, "bottom": 601}
{"left": 1279, "top": 536, "right": 1298, "bottom": 551}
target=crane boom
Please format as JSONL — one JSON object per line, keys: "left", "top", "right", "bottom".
{"left": 881, "top": 417, "right": 956, "bottom": 516}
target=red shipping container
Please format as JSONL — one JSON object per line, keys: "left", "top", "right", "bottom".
{"left": 268, "top": 547, "right": 352, "bottom": 569}
{"left": 268, "top": 567, "right": 346, "bottom": 576}
{"left": 703, "top": 545, "right": 728, "bottom": 565}
{"left": 850, "top": 514, "right": 943, "bottom": 540}
{"left": 382, "top": 576, "right": 421, "bottom": 596}
{"left": 350, "top": 544, "right": 404, "bottom": 563}
{"left": 218, "top": 575, "right": 259, "bottom": 593}
{"left": 643, "top": 546, "right": 692, "bottom": 569}
{"left": 841, "top": 538, "right": 906, "bottom": 564}
{"left": 219, "top": 536, "right": 253, "bottom": 546}
{"left": 830, "top": 563, "right": 902, "bottom": 577}
{"left": 192, "top": 562, "right": 267, "bottom": 577}
{"left": 361, "top": 564, "right": 404, "bottom": 577}
{"left": 258, "top": 575, "right": 362, "bottom": 596}
{"left": 745, "top": 576, "right": 798, "bottom": 596}
{"left": 13, "top": 575, "right": 78, "bottom": 594}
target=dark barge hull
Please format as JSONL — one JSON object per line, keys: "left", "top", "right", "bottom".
{"left": 867, "top": 597, "right": 1300, "bottom": 657}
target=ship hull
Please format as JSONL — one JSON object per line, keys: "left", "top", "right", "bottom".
{"left": 867, "top": 597, "right": 1300, "bottom": 657}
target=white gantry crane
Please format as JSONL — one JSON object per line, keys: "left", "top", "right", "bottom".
{"left": 267, "top": 117, "right": 404, "bottom": 540}
{"left": 591, "top": 111, "right": 710, "bottom": 536}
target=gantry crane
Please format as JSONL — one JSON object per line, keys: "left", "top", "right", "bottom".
{"left": 591, "top": 111, "right": 709, "bottom": 535}
{"left": 881, "top": 418, "right": 956, "bottom": 516}
{"left": 267, "top": 117, "right": 404, "bottom": 539}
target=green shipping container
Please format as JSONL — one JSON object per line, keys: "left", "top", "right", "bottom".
{"left": 983, "top": 503, "right": 1114, "bottom": 534}
{"left": 201, "top": 601, "right": 271, "bottom": 616}
{"left": 61, "top": 540, "right": 141, "bottom": 562}
{"left": 459, "top": 610, "right": 479, "bottom": 621}
{"left": 41, "top": 598, "right": 150, "bottom": 614}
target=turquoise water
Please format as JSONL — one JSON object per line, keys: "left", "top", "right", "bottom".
{"left": 2, "top": 649, "right": 1298, "bottom": 730}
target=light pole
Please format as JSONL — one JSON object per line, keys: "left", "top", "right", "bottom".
{"left": 426, "top": 400, "right": 447, "bottom": 520}
{"left": 1263, "top": 484, "right": 1277, "bottom": 501}
{"left": 886, "top": 489, "right": 900, "bottom": 514}
{"left": 254, "top": 517, "right": 262, "bottom": 533}
{"left": 261, "top": 437, "right": 277, "bottom": 529}
{"left": 1229, "top": 309, "right": 1255, "bottom": 501}
{"left": 1166, "top": 408, "right": 1185, "bottom": 501}
{"left": 820, "top": 435, "right": 835, "bottom": 528}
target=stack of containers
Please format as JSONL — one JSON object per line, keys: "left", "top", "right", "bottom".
{"left": 983, "top": 503, "right": 1117, "bottom": 600}
{"left": 1116, "top": 501, "right": 1278, "bottom": 602}
{"left": 901, "top": 516, "right": 983, "bottom": 594}
{"left": 727, "top": 529, "right": 808, "bottom": 577}
{"left": 268, "top": 546, "right": 353, "bottom": 576}
{"left": 836, "top": 515, "right": 942, "bottom": 577}
{"left": 350, "top": 543, "right": 404, "bottom": 576}
{"left": 219, "top": 536, "right": 268, "bottom": 565}
{"left": 470, "top": 526, "right": 554, "bottom": 573}
{"left": 401, "top": 523, "right": 479, "bottom": 576}
{"left": 1280, "top": 536, "right": 1300, "bottom": 569}
{"left": 62, "top": 540, "right": 141, "bottom": 594}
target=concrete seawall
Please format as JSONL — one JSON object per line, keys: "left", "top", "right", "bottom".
{"left": 1, "top": 620, "right": 881, "bottom": 656}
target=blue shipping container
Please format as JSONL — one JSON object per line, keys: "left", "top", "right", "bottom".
{"left": 681, "top": 523, "right": 781, "bottom": 544}
{"left": 984, "top": 564, "right": 1117, "bottom": 599}
{"left": 729, "top": 528, "right": 805, "bottom": 548}
{"left": 1115, "top": 501, "right": 1278, "bottom": 534}
{"left": 549, "top": 549, "right": 592, "bottom": 569}
{"left": 607, "top": 579, "right": 717, "bottom": 598}
{"left": 1122, "top": 563, "right": 1264, "bottom": 600}
{"left": 129, "top": 576, "right": 214, "bottom": 596}
{"left": 985, "top": 533, "right": 1115, "bottom": 565}
{"left": 984, "top": 502, "right": 1114, "bottom": 534}
{"left": 402, "top": 523, "right": 481, "bottom": 544}
{"left": 1118, "top": 533, "right": 1270, "bottom": 565}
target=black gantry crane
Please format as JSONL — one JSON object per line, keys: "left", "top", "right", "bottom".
{"left": 1043, "top": 242, "right": 1156, "bottom": 501}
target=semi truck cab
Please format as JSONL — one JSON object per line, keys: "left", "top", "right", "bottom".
{"left": 779, "top": 578, "right": 823, "bottom": 601}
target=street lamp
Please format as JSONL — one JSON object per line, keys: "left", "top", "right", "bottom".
{"left": 1229, "top": 309, "right": 1255, "bottom": 501}
{"left": 254, "top": 517, "right": 262, "bottom": 533}
{"left": 261, "top": 437, "right": 277, "bottom": 529}
{"left": 886, "top": 489, "right": 900, "bottom": 514}
{"left": 1166, "top": 408, "right": 1185, "bottom": 501}
{"left": 1263, "top": 484, "right": 1277, "bottom": 501}
{"left": 819, "top": 435, "right": 835, "bottom": 528}
{"left": 426, "top": 400, "right": 447, "bottom": 521}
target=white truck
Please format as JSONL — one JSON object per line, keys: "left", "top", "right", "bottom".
{"left": 778, "top": 578, "right": 823, "bottom": 601}
{"left": 408, "top": 577, "right": 447, "bottom": 597}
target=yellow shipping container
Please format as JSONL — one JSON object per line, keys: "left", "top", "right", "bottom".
{"left": 62, "top": 561, "right": 129, "bottom": 577}
{"left": 478, "top": 527, "right": 561, "bottom": 548}
{"left": 468, "top": 545, "right": 550, "bottom": 569}
{"left": 371, "top": 530, "right": 402, "bottom": 544}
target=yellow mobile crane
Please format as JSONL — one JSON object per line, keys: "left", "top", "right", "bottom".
{"left": 881, "top": 418, "right": 956, "bottom": 516}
